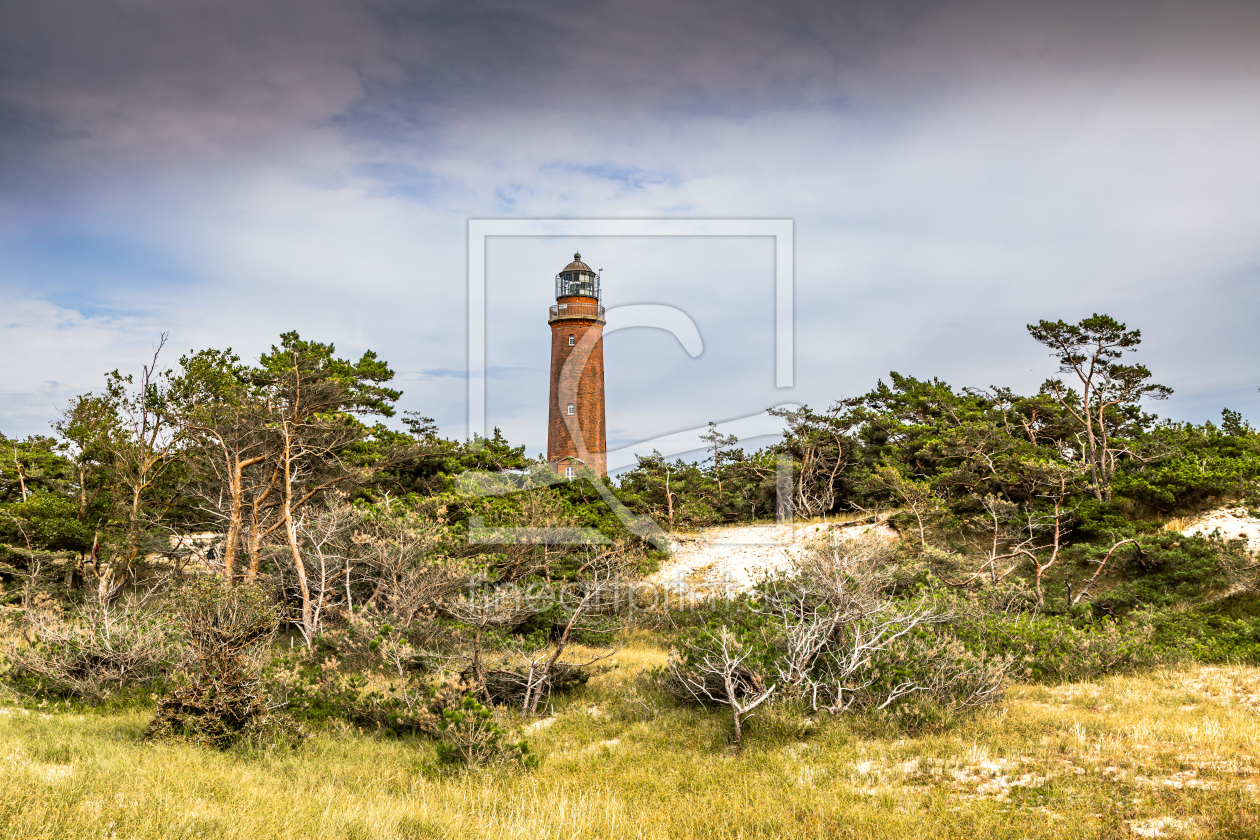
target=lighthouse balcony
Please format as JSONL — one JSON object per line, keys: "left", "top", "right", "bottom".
{"left": 548, "top": 302, "right": 606, "bottom": 323}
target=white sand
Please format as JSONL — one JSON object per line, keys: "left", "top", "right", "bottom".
{"left": 645, "top": 519, "right": 898, "bottom": 599}
{"left": 1177, "top": 506, "right": 1260, "bottom": 554}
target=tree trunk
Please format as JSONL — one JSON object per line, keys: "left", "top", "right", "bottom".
{"left": 246, "top": 524, "right": 263, "bottom": 582}
{"left": 665, "top": 467, "right": 674, "bottom": 526}
{"left": 280, "top": 430, "right": 314, "bottom": 643}
{"left": 223, "top": 473, "right": 243, "bottom": 581}
{"left": 1034, "top": 479, "right": 1066, "bottom": 610}
{"left": 725, "top": 669, "right": 744, "bottom": 750}
{"left": 222, "top": 454, "right": 265, "bottom": 582}
{"left": 78, "top": 465, "right": 88, "bottom": 519}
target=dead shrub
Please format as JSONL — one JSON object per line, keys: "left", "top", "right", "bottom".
{"left": 666, "top": 534, "right": 1011, "bottom": 746}
{"left": 2, "top": 594, "right": 172, "bottom": 703}
{"left": 144, "top": 577, "right": 301, "bottom": 749}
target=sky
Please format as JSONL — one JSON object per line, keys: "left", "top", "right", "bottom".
{"left": 2, "top": 0, "right": 1258, "bottom": 468}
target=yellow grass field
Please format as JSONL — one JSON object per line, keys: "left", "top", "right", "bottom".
{"left": 2, "top": 639, "right": 1258, "bottom": 839}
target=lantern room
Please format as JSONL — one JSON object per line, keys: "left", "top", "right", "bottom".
{"left": 555, "top": 252, "right": 601, "bottom": 301}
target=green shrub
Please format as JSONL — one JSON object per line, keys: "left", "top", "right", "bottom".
{"left": 1112, "top": 420, "right": 1260, "bottom": 513}
{"left": 434, "top": 693, "right": 536, "bottom": 770}
{"left": 665, "top": 597, "right": 776, "bottom": 678}
{"left": 1149, "top": 606, "right": 1260, "bottom": 665}
{"left": 856, "top": 631, "right": 1010, "bottom": 730}
{"left": 0, "top": 491, "right": 94, "bottom": 553}
{"left": 1085, "top": 534, "right": 1240, "bottom": 616}
{"left": 265, "top": 616, "right": 482, "bottom": 738}
{"left": 952, "top": 611, "right": 1160, "bottom": 682}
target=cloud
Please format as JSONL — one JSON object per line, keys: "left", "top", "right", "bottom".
{"left": 404, "top": 366, "right": 535, "bottom": 382}
{"left": 1, "top": 0, "right": 1259, "bottom": 447}
{"left": 0, "top": 299, "right": 165, "bottom": 431}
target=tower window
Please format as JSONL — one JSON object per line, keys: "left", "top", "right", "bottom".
{"left": 565, "top": 466, "right": 575, "bottom": 479}
{"left": 568, "top": 334, "right": 575, "bottom": 346}
{"left": 567, "top": 403, "right": 575, "bottom": 415}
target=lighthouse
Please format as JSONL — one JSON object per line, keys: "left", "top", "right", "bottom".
{"left": 547, "top": 252, "right": 607, "bottom": 477}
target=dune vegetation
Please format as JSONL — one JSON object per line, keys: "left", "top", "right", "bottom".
{"left": 3, "top": 313, "right": 1260, "bottom": 838}
{"left": 2, "top": 641, "right": 1259, "bottom": 839}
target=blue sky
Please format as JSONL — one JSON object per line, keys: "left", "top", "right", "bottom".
{"left": 2, "top": 0, "right": 1259, "bottom": 463}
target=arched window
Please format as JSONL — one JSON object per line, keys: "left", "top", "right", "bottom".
{"left": 567, "top": 403, "right": 575, "bottom": 415}
{"left": 568, "top": 334, "right": 575, "bottom": 346}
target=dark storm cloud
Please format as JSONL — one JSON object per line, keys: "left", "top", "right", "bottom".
{"left": 0, "top": 0, "right": 392, "bottom": 189}
{"left": 0, "top": 0, "right": 931, "bottom": 178}
{"left": 352, "top": 0, "right": 932, "bottom": 111}
{"left": 5, "top": 0, "right": 1259, "bottom": 189}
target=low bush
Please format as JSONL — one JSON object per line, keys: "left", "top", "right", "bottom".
{"left": 433, "top": 690, "right": 536, "bottom": 770}
{"left": 268, "top": 617, "right": 448, "bottom": 735}
{"left": 1084, "top": 533, "right": 1242, "bottom": 616}
{"left": 1, "top": 595, "right": 173, "bottom": 703}
{"left": 664, "top": 537, "right": 1010, "bottom": 745}
{"left": 268, "top": 636, "right": 539, "bottom": 769}
{"left": 857, "top": 631, "right": 1011, "bottom": 731}
{"left": 144, "top": 578, "right": 301, "bottom": 750}
{"left": 951, "top": 610, "right": 1161, "bottom": 682}
{"left": 1149, "top": 605, "right": 1260, "bottom": 665}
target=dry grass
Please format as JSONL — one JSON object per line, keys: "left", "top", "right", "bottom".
{"left": 2, "top": 639, "right": 1259, "bottom": 839}
{"left": 1162, "top": 516, "right": 1197, "bottom": 533}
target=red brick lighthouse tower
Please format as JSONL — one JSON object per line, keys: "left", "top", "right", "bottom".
{"left": 547, "top": 253, "right": 607, "bottom": 477}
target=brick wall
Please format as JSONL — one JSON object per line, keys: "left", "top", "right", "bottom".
{"left": 547, "top": 304, "right": 607, "bottom": 476}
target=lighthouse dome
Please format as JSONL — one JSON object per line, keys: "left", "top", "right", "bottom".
{"left": 562, "top": 252, "right": 594, "bottom": 274}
